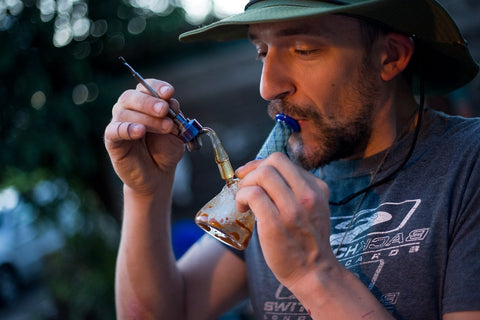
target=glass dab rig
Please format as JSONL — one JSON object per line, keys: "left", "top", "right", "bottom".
{"left": 120, "top": 57, "right": 299, "bottom": 250}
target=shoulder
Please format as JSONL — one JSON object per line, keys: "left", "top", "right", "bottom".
{"left": 423, "top": 109, "right": 480, "bottom": 149}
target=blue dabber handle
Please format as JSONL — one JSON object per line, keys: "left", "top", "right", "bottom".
{"left": 255, "top": 113, "right": 300, "bottom": 160}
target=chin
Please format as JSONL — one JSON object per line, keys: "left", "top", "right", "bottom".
{"left": 289, "top": 142, "right": 324, "bottom": 170}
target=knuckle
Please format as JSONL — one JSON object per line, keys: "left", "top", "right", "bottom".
{"left": 256, "top": 164, "right": 276, "bottom": 180}
{"left": 116, "top": 90, "right": 136, "bottom": 112}
{"left": 117, "top": 89, "right": 134, "bottom": 104}
{"left": 268, "top": 152, "right": 285, "bottom": 162}
{"left": 249, "top": 185, "right": 265, "bottom": 200}
{"left": 299, "top": 189, "right": 317, "bottom": 211}
{"left": 104, "top": 122, "right": 118, "bottom": 147}
{"left": 104, "top": 123, "right": 112, "bottom": 140}
{"left": 315, "top": 179, "right": 330, "bottom": 200}
{"left": 116, "top": 108, "right": 129, "bottom": 121}
{"left": 112, "top": 103, "right": 120, "bottom": 117}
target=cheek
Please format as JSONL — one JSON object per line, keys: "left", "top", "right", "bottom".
{"left": 303, "top": 81, "right": 345, "bottom": 119}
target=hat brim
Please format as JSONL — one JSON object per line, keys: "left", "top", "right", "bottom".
{"left": 180, "top": 0, "right": 364, "bottom": 42}
{"left": 179, "top": 0, "right": 479, "bottom": 94}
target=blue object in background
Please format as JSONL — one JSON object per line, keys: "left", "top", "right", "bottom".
{"left": 171, "top": 219, "right": 205, "bottom": 259}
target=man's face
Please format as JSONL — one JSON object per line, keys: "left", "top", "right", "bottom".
{"left": 248, "top": 15, "right": 383, "bottom": 169}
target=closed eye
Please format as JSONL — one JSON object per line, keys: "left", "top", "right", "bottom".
{"left": 295, "top": 49, "right": 319, "bottom": 56}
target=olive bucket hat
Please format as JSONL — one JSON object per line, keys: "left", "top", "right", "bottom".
{"left": 179, "top": 0, "right": 479, "bottom": 95}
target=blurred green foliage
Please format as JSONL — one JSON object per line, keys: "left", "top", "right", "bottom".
{"left": 0, "top": 0, "right": 208, "bottom": 210}
{"left": 0, "top": 0, "right": 219, "bottom": 318}
{"left": 44, "top": 212, "right": 120, "bottom": 320}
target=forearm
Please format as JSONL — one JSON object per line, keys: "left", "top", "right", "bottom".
{"left": 290, "top": 262, "right": 394, "bottom": 320}
{"left": 115, "top": 181, "right": 184, "bottom": 319}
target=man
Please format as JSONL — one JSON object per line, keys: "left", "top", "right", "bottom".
{"left": 104, "top": 0, "right": 480, "bottom": 319}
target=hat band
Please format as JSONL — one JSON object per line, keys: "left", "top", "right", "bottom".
{"left": 245, "top": 0, "right": 348, "bottom": 10}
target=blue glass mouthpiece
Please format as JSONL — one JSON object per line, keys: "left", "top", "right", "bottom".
{"left": 275, "top": 113, "right": 300, "bottom": 132}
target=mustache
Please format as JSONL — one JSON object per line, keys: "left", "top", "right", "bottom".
{"left": 267, "top": 99, "right": 319, "bottom": 121}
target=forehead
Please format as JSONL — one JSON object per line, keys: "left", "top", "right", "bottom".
{"left": 248, "top": 14, "right": 361, "bottom": 41}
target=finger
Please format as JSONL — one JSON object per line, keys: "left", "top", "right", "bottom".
{"left": 133, "top": 79, "right": 181, "bottom": 118}
{"left": 258, "top": 153, "right": 324, "bottom": 196}
{"left": 238, "top": 161, "right": 296, "bottom": 215}
{"left": 235, "top": 159, "right": 264, "bottom": 179}
{"left": 136, "top": 79, "right": 175, "bottom": 100}
{"left": 104, "top": 121, "right": 146, "bottom": 145}
{"left": 115, "top": 89, "right": 173, "bottom": 120}
{"left": 113, "top": 106, "right": 176, "bottom": 135}
{"left": 169, "top": 98, "right": 181, "bottom": 114}
{"left": 235, "top": 184, "right": 279, "bottom": 217}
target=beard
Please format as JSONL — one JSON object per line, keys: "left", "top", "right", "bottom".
{"left": 267, "top": 56, "right": 380, "bottom": 170}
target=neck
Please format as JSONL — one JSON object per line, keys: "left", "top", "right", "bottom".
{"left": 360, "top": 79, "right": 418, "bottom": 159}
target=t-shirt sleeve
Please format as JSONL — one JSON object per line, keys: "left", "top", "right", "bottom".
{"left": 442, "top": 145, "right": 480, "bottom": 314}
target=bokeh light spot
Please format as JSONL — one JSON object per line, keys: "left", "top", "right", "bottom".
{"left": 127, "top": 16, "right": 146, "bottom": 35}
{"left": 213, "top": 0, "right": 246, "bottom": 18}
{"left": 72, "top": 84, "right": 88, "bottom": 105}
{"left": 31, "top": 90, "right": 46, "bottom": 109}
{"left": 91, "top": 19, "right": 108, "bottom": 37}
{"left": 180, "top": 0, "right": 211, "bottom": 25}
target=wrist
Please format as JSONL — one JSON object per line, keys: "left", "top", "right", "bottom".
{"left": 123, "top": 179, "right": 174, "bottom": 217}
{"left": 123, "top": 168, "right": 175, "bottom": 198}
{"left": 123, "top": 183, "right": 158, "bottom": 201}
{"left": 287, "top": 258, "right": 343, "bottom": 305}
{"left": 287, "top": 262, "right": 393, "bottom": 319}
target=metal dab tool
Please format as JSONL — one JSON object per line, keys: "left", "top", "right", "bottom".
{"left": 119, "top": 56, "right": 203, "bottom": 151}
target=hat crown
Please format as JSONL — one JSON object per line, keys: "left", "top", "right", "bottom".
{"left": 179, "top": 0, "right": 479, "bottom": 94}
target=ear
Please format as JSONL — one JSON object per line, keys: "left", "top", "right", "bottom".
{"left": 380, "top": 33, "right": 414, "bottom": 82}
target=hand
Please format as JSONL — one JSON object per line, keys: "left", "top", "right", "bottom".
{"left": 235, "top": 152, "right": 336, "bottom": 288}
{"left": 104, "top": 79, "right": 185, "bottom": 195}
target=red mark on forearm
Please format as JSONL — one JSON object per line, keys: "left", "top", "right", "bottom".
{"left": 361, "top": 310, "right": 375, "bottom": 318}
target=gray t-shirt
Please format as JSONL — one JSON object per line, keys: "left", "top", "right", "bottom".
{"left": 240, "top": 109, "right": 480, "bottom": 319}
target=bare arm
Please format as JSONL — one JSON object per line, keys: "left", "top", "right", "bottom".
{"left": 179, "top": 235, "right": 249, "bottom": 319}
{"left": 115, "top": 184, "right": 183, "bottom": 319}
{"left": 116, "top": 188, "right": 247, "bottom": 319}
{"left": 105, "top": 80, "right": 247, "bottom": 319}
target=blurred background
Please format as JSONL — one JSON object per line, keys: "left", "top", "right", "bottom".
{"left": 0, "top": 0, "right": 478, "bottom": 319}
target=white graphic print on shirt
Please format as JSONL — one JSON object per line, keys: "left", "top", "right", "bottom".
{"left": 259, "top": 199, "right": 430, "bottom": 319}
{"left": 331, "top": 199, "right": 428, "bottom": 309}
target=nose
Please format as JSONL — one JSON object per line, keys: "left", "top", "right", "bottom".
{"left": 259, "top": 50, "right": 295, "bottom": 101}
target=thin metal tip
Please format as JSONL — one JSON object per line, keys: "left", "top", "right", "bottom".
{"left": 119, "top": 56, "right": 136, "bottom": 76}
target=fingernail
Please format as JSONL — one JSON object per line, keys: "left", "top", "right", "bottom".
{"left": 160, "top": 86, "right": 171, "bottom": 96}
{"left": 161, "top": 120, "right": 172, "bottom": 131}
{"left": 235, "top": 166, "right": 244, "bottom": 177}
{"left": 130, "top": 123, "right": 142, "bottom": 135}
{"left": 154, "top": 102, "right": 163, "bottom": 114}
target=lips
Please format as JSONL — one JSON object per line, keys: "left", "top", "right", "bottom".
{"left": 267, "top": 99, "right": 310, "bottom": 127}
{"left": 296, "top": 119, "right": 307, "bottom": 127}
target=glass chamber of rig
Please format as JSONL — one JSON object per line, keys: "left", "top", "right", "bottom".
{"left": 194, "top": 115, "right": 297, "bottom": 251}
{"left": 194, "top": 128, "right": 255, "bottom": 250}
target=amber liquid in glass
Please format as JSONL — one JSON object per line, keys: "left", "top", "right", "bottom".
{"left": 194, "top": 128, "right": 255, "bottom": 250}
